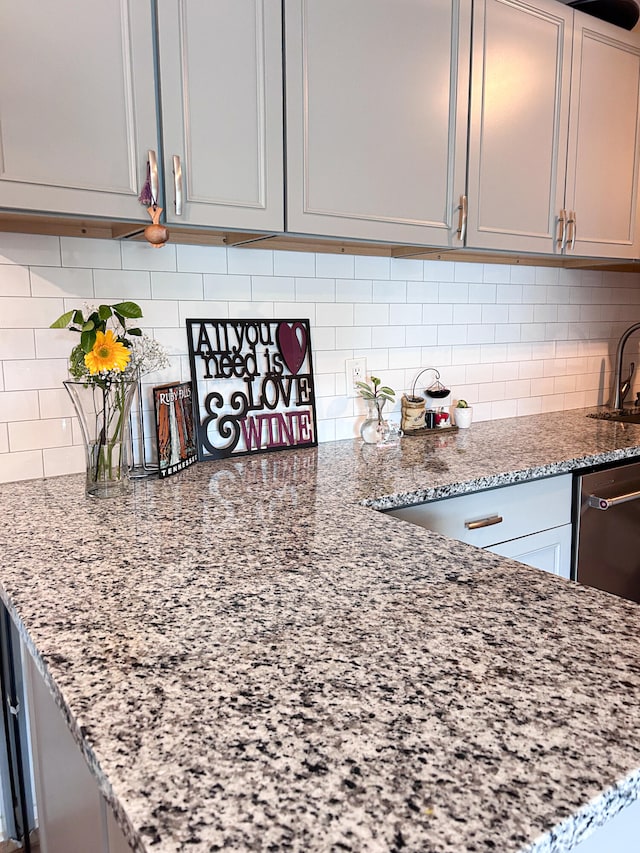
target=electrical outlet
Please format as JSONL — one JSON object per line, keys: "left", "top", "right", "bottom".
{"left": 345, "top": 357, "right": 367, "bottom": 397}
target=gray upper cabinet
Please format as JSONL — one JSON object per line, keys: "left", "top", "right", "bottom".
{"left": 565, "top": 16, "right": 640, "bottom": 258}
{"left": 467, "top": 0, "right": 640, "bottom": 259}
{"left": 156, "top": 0, "right": 284, "bottom": 231}
{"left": 284, "top": 0, "right": 471, "bottom": 247}
{"left": 466, "top": 0, "right": 573, "bottom": 255}
{"left": 0, "top": 0, "right": 158, "bottom": 220}
{"left": 0, "top": 0, "right": 283, "bottom": 232}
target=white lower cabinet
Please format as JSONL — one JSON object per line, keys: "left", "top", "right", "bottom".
{"left": 386, "top": 474, "right": 573, "bottom": 579}
{"left": 23, "top": 649, "right": 132, "bottom": 853}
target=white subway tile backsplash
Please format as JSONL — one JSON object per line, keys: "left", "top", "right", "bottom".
{"left": 454, "top": 262, "right": 483, "bottom": 283}
{"left": 390, "top": 304, "right": 423, "bottom": 326}
{"left": 535, "top": 267, "right": 560, "bottom": 285}
{"left": 137, "top": 299, "right": 180, "bottom": 328}
{"left": 0, "top": 266, "right": 30, "bottom": 297}
{"left": 43, "top": 444, "right": 85, "bottom": 478}
{"left": 373, "top": 281, "right": 406, "bottom": 303}
{"left": 388, "top": 347, "right": 421, "bottom": 370}
{"left": 453, "top": 304, "right": 481, "bottom": 325}
{"left": 295, "top": 277, "right": 335, "bottom": 303}
{"left": 151, "top": 272, "right": 204, "bottom": 301}
{"left": 122, "top": 241, "right": 177, "bottom": 272}
{"left": 227, "top": 248, "right": 273, "bottom": 276}
{"left": 405, "top": 325, "right": 438, "bottom": 348}
{"left": 469, "top": 283, "right": 497, "bottom": 304}
{"left": 34, "top": 328, "right": 76, "bottom": 360}
{"left": 1, "top": 297, "right": 65, "bottom": 330}
{"left": 437, "top": 326, "right": 469, "bottom": 346}
{"left": 30, "top": 266, "right": 94, "bottom": 299}
{"left": 313, "top": 349, "right": 354, "bottom": 374}
{"left": 354, "top": 303, "right": 389, "bottom": 326}
{"left": 315, "top": 253, "right": 354, "bottom": 279}
{"left": 0, "top": 391, "right": 39, "bottom": 423}
{"left": 390, "top": 258, "right": 423, "bottom": 281}
{"left": 1, "top": 235, "right": 640, "bottom": 483}
{"left": 0, "top": 449, "right": 44, "bottom": 483}
{"left": 8, "top": 417, "right": 73, "bottom": 452}
{"left": 273, "top": 250, "right": 315, "bottom": 278}
{"left": 335, "top": 326, "right": 371, "bottom": 350}
{"left": 407, "top": 281, "right": 438, "bottom": 303}
{"left": 482, "top": 264, "right": 511, "bottom": 284}
{"left": 38, "top": 388, "right": 74, "bottom": 419}
{"left": 61, "top": 236, "right": 121, "bottom": 269}
{"left": 204, "top": 274, "right": 251, "bottom": 301}
{"left": 178, "top": 300, "right": 228, "bottom": 325}
{"left": 176, "top": 244, "right": 227, "bottom": 274}
{"left": 93, "top": 269, "right": 151, "bottom": 300}
{"left": 0, "top": 233, "right": 60, "bottom": 267}
{"left": 355, "top": 255, "right": 390, "bottom": 280}
{"left": 336, "top": 279, "right": 372, "bottom": 303}
{"left": 372, "top": 326, "right": 405, "bottom": 348}
{"left": 466, "top": 325, "right": 495, "bottom": 345}
{"left": 497, "top": 283, "right": 523, "bottom": 303}
{"left": 3, "top": 359, "right": 69, "bottom": 392}
{"left": 439, "top": 282, "right": 469, "bottom": 303}
{"left": 0, "top": 330, "right": 35, "bottom": 360}
{"left": 422, "top": 304, "right": 453, "bottom": 325}
{"left": 227, "top": 301, "right": 274, "bottom": 319}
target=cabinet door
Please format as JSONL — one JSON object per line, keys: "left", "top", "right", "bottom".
{"left": 466, "top": 0, "right": 572, "bottom": 254}
{"left": 564, "top": 14, "right": 640, "bottom": 259}
{"left": 285, "top": 0, "right": 470, "bottom": 246}
{"left": 488, "top": 524, "right": 572, "bottom": 579}
{"left": 0, "top": 0, "right": 158, "bottom": 221}
{"left": 157, "top": 0, "right": 284, "bottom": 231}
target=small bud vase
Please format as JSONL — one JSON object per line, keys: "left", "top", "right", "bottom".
{"left": 64, "top": 378, "right": 138, "bottom": 498}
{"left": 360, "top": 397, "right": 388, "bottom": 444}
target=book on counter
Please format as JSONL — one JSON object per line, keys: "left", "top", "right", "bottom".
{"left": 152, "top": 381, "right": 197, "bottom": 478}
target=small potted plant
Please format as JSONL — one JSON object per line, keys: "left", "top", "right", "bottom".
{"left": 356, "top": 376, "right": 395, "bottom": 443}
{"left": 454, "top": 399, "right": 473, "bottom": 429}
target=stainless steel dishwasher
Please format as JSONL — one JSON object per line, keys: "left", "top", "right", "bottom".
{"left": 574, "top": 459, "right": 640, "bottom": 603}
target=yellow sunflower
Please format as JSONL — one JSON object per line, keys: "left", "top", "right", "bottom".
{"left": 84, "top": 330, "right": 131, "bottom": 375}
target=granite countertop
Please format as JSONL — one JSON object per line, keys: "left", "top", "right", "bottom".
{"left": 2, "top": 408, "right": 640, "bottom": 853}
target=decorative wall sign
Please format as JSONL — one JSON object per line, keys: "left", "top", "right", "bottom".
{"left": 186, "top": 319, "right": 317, "bottom": 460}
{"left": 153, "top": 381, "right": 198, "bottom": 478}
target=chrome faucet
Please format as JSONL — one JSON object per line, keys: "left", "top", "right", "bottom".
{"left": 611, "top": 322, "right": 640, "bottom": 410}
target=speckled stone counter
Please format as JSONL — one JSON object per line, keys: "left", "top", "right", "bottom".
{"left": 2, "top": 408, "right": 640, "bottom": 853}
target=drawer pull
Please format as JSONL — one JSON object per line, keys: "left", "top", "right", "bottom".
{"left": 465, "top": 515, "right": 503, "bottom": 530}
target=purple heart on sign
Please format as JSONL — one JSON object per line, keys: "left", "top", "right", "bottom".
{"left": 276, "top": 322, "right": 307, "bottom": 375}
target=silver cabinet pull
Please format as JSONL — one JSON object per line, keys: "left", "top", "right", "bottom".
{"left": 465, "top": 515, "right": 503, "bottom": 530}
{"left": 558, "top": 209, "right": 566, "bottom": 249}
{"left": 588, "top": 489, "right": 640, "bottom": 510}
{"left": 148, "top": 149, "right": 159, "bottom": 205}
{"left": 566, "top": 210, "right": 576, "bottom": 250}
{"left": 457, "top": 194, "right": 468, "bottom": 243}
{"left": 570, "top": 209, "right": 576, "bottom": 249}
{"left": 173, "top": 154, "right": 183, "bottom": 216}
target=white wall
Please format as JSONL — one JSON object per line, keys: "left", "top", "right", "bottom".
{"left": 1, "top": 230, "right": 639, "bottom": 484}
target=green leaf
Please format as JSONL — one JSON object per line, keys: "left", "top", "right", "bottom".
{"left": 80, "top": 329, "right": 97, "bottom": 354}
{"left": 82, "top": 320, "right": 95, "bottom": 332}
{"left": 49, "top": 310, "right": 75, "bottom": 329}
{"left": 98, "top": 304, "right": 112, "bottom": 321}
{"left": 73, "top": 310, "right": 85, "bottom": 326}
{"left": 112, "top": 301, "right": 142, "bottom": 319}
{"left": 378, "top": 386, "right": 395, "bottom": 396}
{"left": 127, "top": 327, "right": 142, "bottom": 336}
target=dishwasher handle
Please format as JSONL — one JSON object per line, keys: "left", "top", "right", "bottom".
{"left": 588, "top": 489, "right": 640, "bottom": 510}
